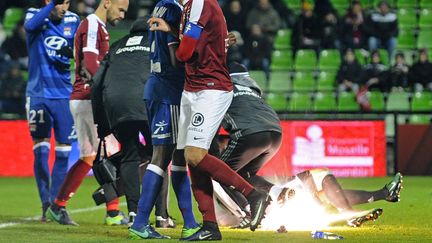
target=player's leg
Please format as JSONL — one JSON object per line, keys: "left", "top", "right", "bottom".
{"left": 49, "top": 99, "right": 73, "bottom": 203}
{"left": 155, "top": 170, "right": 175, "bottom": 228}
{"left": 26, "top": 97, "right": 53, "bottom": 221}
{"left": 181, "top": 90, "right": 269, "bottom": 234}
{"left": 343, "top": 172, "right": 403, "bottom": 205}
{"left": 130, "top": 102, "right": 181, "bottom": 239}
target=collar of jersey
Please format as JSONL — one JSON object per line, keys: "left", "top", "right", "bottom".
{"left": 88, "top": 13, "right": 106, "bottom": 27}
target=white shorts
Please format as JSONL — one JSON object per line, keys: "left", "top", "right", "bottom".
{"left": 69, "top": 100, "right": 119, "bottom": 158}
{"left": 177, "top": 90, "right": 233, "bottom": 150}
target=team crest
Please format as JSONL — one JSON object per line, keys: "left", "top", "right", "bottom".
{"left": 63, "top": 27, "right": 72, "bottom": 36}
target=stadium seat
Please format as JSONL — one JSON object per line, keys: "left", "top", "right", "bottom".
{"left": 271, "top": 50, "right": 293, "bottom": 71}
{"left": 274, "top": 29, "right": 291, "bottom": 50}
{"left": 289, "top": 92, "right": 312, "bottom": 111}
{"left": 397, "top": 8, "right": 418, "bottom": 28}
{"left": 378, "top": 49, "right": 390, "bottom": 66}
{"left": 292, "top": 71, "right": 316, "bottom": 91}
{"left": 355, "top": 49, "right": 368, "bottom": 66}
{"left": 313, "top": 92, "right": 337, "bottom": 111}
{"left": 3, "top": 8, "right": 24, "bottom": 36}
{"left": 397, "top": 0, "right": 418, "bottom": 8}
{"left": 419, "top": 9, "right": 432, "bottom": 28}
{"left": 249, "top": 70, "right": 267, "bottom": 89}
{"left": 317, "top": 71, "right": 336, "bottom": 91}
{"left": 337, "top": 92, "right": 360, "bottom": 111}
{"left": 269, "top": 71, "right": 291, "bottom": 92}
{"left": 386, "top": 90, "right": 410, "bottom": 111}
{"left": 368, "top": 91, "right": 386, "bottom": 110}
{"left": 319, "top": 50, "right": 341, "bottom": 71}
{"left": 409, "top": 114, "right": 431, "bottom": 124}
{"left": 266, "top": 92, "right": 288, "bottom": 111}
{"left": 417, "top": 29, "right": 432, "bottom": 48}
{"left": 411, "top": 91, "right": 432, "bottom": 111}
{"left": 294, "top": 50, "right": 318, "bottom": 70}
{"left": 397, "top": 28, "right": 417, "bottom": 49}
{"left": 285, "top": 0, "right": 301, "bottom": 11}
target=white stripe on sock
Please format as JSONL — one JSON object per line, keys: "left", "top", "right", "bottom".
{"left": 147, "top": 164, "right": 164, "bottom": 176}
{"left": 55, "top": 146, "right": 72, "bottom": 152}
{"left": 33, "top": 142, "right": 50, "bottom": 150}
{"left": 171, "top": 165, "right": 187, "bottom": 172}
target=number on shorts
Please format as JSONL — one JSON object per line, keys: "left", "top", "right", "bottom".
{"left": 28, "top": 109, "right": 45, "bottom": 124}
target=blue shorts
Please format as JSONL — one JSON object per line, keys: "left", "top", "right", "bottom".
{"left": 145, "top": 100, "right": 179, "bottom": 145}
{"left": 26, "top": 97, "right": 73, "bottom": 144}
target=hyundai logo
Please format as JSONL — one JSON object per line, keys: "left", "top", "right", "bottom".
{"left": 44, "top": 36, "right": 67, "bottom": 50}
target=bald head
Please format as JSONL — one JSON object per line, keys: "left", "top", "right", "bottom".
{"left": 99, "top": 0, "right": 129, "bottom": 26}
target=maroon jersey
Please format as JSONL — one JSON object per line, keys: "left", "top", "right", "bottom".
{"left": 71, "top": 14, "right": 109, "bottom": 100}
{"left": 180, "top": 0, "right": 232, "bottom": 92}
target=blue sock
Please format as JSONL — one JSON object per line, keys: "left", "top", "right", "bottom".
{"left": 50, "top": 146, "right": 71, "bottom": 202}
{"left": 171, "top": 165, "right": 199, "bottom": 228}
{"left": 132, "top": 164, "right": 164, "bottom": 230}
{"left": 33, "top": 142, "right": 51, "bottom": 205}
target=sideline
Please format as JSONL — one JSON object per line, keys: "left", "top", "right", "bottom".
{"left": 0, "top": 202, "right": 127, "bottom": 229}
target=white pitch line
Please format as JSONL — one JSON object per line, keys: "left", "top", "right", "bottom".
{"left": 0, "top": 202, "right": 126, "bottom": 229}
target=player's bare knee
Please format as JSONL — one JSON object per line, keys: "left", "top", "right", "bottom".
{"left": 151, "top": 145, "right": 175, "bottom": 170}
{"left": 184, "top": 146, "right": 207, "bottom": 167}
{"left": 172, "top": 149, "right": 186, "bottom": 166}
{"left": 81, "top": 156, "right": 96, "bottom": 166}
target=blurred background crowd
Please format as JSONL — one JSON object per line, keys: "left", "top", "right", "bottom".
{"left": 0, "top": 0, "right": 431, "bottom": 117}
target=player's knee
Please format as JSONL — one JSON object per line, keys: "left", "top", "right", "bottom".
{"left": 172, "top": 149, "right": 186, "bottom": 166}
{"left": 151, "top": 145, "right": 175, "bottom": 169}
{"left": 81, "top": 156, "right": 96, "bottom": 166}
{"left": 184, "top": 146, "right": 207, "bottom": 167}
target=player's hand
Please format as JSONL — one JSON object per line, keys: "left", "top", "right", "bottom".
{"left": 147, "top": 17, "right": 171, "bottom": 32}
{"left": 57, "top": 46, "right": 74, "bottom": 58}
{"left": 228, "top": 32, "right": 237, "bottom": 47}
{"left": 53, "top": 0, "right": 65, "bottom": 5}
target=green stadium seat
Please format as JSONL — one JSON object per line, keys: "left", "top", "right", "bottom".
{"left": 266, "top": 92, "right": 288, "bottom": 111}
{"left": 409, "top": 114, "right": 431, "bottom": 124}
{"left": 319, "top": 50, "right": 341, "bottom": 70}
{"left": 367, "top": 91, "right": 386, "bottom": 110}
{"left": 289, "top": 92, "right": 312, "bottom": 111}
{"left": 294, "top": 50, "right": 318, "bottom": 70}
{"left": 338, "top": 92, "right": 360, "bottom": 111}
{"left": 269, "top": 71, "right": 291, "bottom": 92}
{"left": 249, "top": 70, "right": 267, "bottom": 89}
{"left": 355, "top": 49, "right": 369, "bottom": 65}
{"left": 317, "top": 71, "right": 336, "bottom": 91}
{"left": 411, "top": 91, "right": 432, "bottom": 111}
{"left": 292, "top": 71, "right": 316, "bottom": 91}
{"left": 360, "top": 0, "right": 373, "bottom": 8}
{"left": 271, "top": 50, "right": 293, "bottom": 71}
{"left": 3, "top": 8, "right": 24, "bottom": 36}
{"left": 397, "top": 0, "right": 418, "bottom": 8}
{"left": 419, "top": 9, "right": 432, "bottom": 28}
{"left": 398, "top": 8, "right": 418, "bottom": 28}
{"left": 397, "top": 28, "right": 417, "bottom": 49}
{"left": 386, "top": 91, "right": 410, "bottom": 111}
{"left": 313, "top": 92, "right": 337, "bottom": 111}
{"left": 285, "top": 0, "right": 301, "bottom": 10}
{"left": 378, "top": 49, "right": 390, "bottom": 66}
{"left": 420, "top": 0, "right": 432, "bottom": 9}
{"left": 417, "top": 29, "right": 432, "bottom": 48}
{"left": 274, "top": 29, "right": 291, "bottom": 50}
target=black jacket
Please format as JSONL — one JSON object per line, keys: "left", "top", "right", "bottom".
{"left": 336, "top": 60, "right": 363, "bottom": 85}
{"left": 408, "top": 61, "right": 432, "bottom": 87}
{"left": 92, "top": 21, "right": 150, "bottom": 135}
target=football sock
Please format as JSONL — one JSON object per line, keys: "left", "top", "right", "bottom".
{"left": 189, "top": 165, "right": 217, "bottom": 223}
{"left": 343, "top": 189, "right": 388, "bottom": 205}
{"left": 54, "top": 159, "right": 91, "bottom": 207}
{"left": 50, "top": 146, "right": 71, "bottom": 201}
{"left": 322, "top": 175, "right": 352, "bottom": 211}
{"left": 33, "top": 142, "right": 51, "bottom": 205}
{"left": 195, "top": 154, "right": 254, "bottom": 196}
{"left": 155, "top": 170, "right": 169, "bottom": 219}
{"left": 106, "top": 198, "right": 120, "bottom": 212}
{"left": 133, "top": 164, "right": 164, "bottom": 229}
{"left": 171, "top": 165, "right": 199, "bottom": 228}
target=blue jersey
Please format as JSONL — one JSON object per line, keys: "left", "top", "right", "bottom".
{"left": 25, "top": 2, "right": 79, "bottom": 99}
{"left": 144, "top": 0, "right": 184, "bottom": 104}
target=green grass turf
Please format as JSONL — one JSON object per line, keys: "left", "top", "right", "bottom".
{"left": 0, "top": 176, "right": 431, "bottom": 242}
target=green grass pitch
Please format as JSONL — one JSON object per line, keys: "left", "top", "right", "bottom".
{"left": 0, "top": 176, "right": 431, "bottom": 242}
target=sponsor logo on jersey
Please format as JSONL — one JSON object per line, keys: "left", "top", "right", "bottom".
{"left": 44, "top": 36, "right": 67, "bottom": 57}
{"left": 126, "top": 36, "right": 143, "bottom": 46}
{"left": 115, "top": 45, "right": 150, "bottom": 54}
{"left": 64, "top": 16, "right": 78, "bottom": 23}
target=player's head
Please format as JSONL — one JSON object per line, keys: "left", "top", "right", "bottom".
{"left": 45, "top": 0, "right": 70, "bottom": 20}
{"left": 102, "top": 0, "right": 129, "bottom": 26}
{"left": 229, "top": 62, "right": 263, "bottom": 95}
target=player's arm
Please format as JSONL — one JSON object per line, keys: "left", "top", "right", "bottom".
{"left": 81, "top": 20, "right": 102, "bottom": 78}
{"left": 168, "top": 43, "right": 181, "bottom": 68}
{"left": 24, "top": 0, "right": 64, "bottom": 32}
